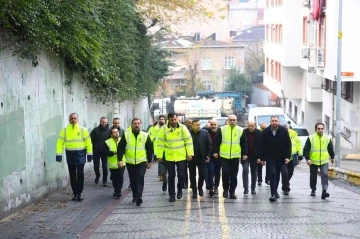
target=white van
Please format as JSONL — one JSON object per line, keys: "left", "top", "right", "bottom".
{"left": 248, "top": 107, "right": 297, "bottom": 128}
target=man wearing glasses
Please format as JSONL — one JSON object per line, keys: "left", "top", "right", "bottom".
{"left": 303, "top": 123, "right": 334, "bottom": 199}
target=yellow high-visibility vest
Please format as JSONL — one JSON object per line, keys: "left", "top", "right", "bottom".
{"left": 219, "top": 125, "right": 243, "bottom": 159}
{"left": 289, "top": 129, "right": 302, "bottom": 158}
{"left": 105, "top": 138, "right": 126, "bottom": 169}
{"left": 56, "top": 124, "right": 92, "bottom": 156}
{"left": 124, "top": 130, "right": 148, "bottom": 165}
{"left": 309, "top": 133, "right": 330, "bottom": 165}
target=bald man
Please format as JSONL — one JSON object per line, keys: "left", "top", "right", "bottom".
{"left": 242, "top": 120, "right": 262, "bottom": 194}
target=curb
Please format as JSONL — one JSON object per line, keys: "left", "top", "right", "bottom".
{"left": 329, "top": 167, "right": 360, "bottom": 186}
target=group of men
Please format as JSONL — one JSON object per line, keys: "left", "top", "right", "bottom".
{"left": 56, "top": 112, "right": 334, "bottom": 205}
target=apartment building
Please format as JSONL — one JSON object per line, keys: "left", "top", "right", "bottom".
{"left": 264, "top": 0, "right": 360, "bottom": 149}
{"left": 158, "top": 35, "right": 245, "bottom": 96}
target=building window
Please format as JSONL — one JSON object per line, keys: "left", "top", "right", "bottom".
{"left": 266, "top": 58, "right": 269, "bottom": 75}
{"left": 324, "top": 115, "right": 330, "bottom": 135}
{"left": 289, "top": 101, "right": 292, "bottom": 116}
{"left": 341, "top": 82, "right": 353, "bottom": 102}
{"left": 302, "top": 17, "right": 308, "bottom": 45}
{"left": 301, "top": 111, "right": 305, "bottom": 125}
{"left": 201, "top": 58, "right": 213, "bottom": 71}
{"left": 195, "top": 33, "right": 201, "bottom": 42}
{"left": 278, "top": 63, "right": 282, "bottom": 82}
{"left": 318, "top": 14, "right": 326, "bottom": 48}
{"left": 224, "top": 57, "right": 235, "bottom": 69}
{"left": 271, "top": 25, "right": 275, "bottom": 42}
{"left": 294, "top": 105, "right": 298, "bottom": 123}
{"left": 271, "top": 60, "right": 274, "bottom": 78}
{"left": 203, "top": 81, "right": 212, "bottom": 91}
{"left": 275, "top": 25, "right": 279, "bottom": 43}
{"left": 266, "top": 25, "right": 269, "bottom": 41}
{"left": 275, "top": 61, "right": 279, "bottom": 79}
{"left": 321, "top": 78, "right": 331, "bottom": 92}
{"left": 331, "top": 81, "right": 337, "bottom": 95}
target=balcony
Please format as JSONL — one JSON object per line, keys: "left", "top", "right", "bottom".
{"left": 306, "top": 87, "right": 323, "bottom": 102}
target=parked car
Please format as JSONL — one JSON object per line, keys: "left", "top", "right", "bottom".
{"left": 292, "top": 126, "right": 309, "bottom": 148}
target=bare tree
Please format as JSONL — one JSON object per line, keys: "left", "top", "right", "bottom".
{"left": 245, "top": 42, "right": 265, "bottom": 83}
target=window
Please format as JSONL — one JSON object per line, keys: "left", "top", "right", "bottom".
{"left": 271, "top": 25, "right": 275, "bottom": 42}
{"left": 318, "top": 14, "right": 326, "bottom": 48}
{"left": 266, "top": 25, "right": 269, "bottom": 41}
{"left": 289, "top": 101, "right": 292, "bottom": 116}
{"left": 275, "top": 25, "right": 279, "bottom": 43}
{"left": 302, "top": 17, "right": 308, "bottom": 45}
{"left": 201, "top": 58, "right": 212, "bottom": 71}
{"left": 331, "top": 81, "right": 337, "bottom": 95}
{"left": 266, "top": 58, "right": 269, "bottom": 75}
{"left": 195, "top": 33, "right": 201, "bottom": 42}
{"left": 224, "top": 57, "right": 235, "bottom": 69}
{"left": 301, "top": 111, "right": 305, "bottom": 125}
{"left": 203, "top": 81, "right": 212, "bottom": 91}
{"left": 278, "top": 25, "right": 282, "bottom": 43}
{"left": 275, "top": 61, "right": 279, "bottom": 79}
{"left": 270, "top": 60, "right": 274, "bottom": 78}
{"left": 321, "top": 78, "right": 331, "bottom": 92}
{"left": 266, "top": 0, "right": 269, "bottom": 8}
{"left": 341, "top": 82, "right": 353, "bottom": 102}
{"left": 324, "top": 115, "right": 330, "bottom": 135}
{"left": 294, "top": 105, "right": 298, "bottom": 122}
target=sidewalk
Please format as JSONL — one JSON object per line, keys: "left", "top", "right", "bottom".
{"left": 1, "top": 162, "right": 360, "bottom": 239}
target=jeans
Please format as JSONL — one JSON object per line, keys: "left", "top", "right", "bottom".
{"left": 93, "top": 152, "right": 108, "bottom": 183}
{"left": 309, "top": 163, "right": 329, "bottom": 191}
{"left": 127, "top": 162, "right": 147, "bottom": 199}
{"left": 188, "top": 157, "right": 206, "bottom": 192}
{"left": 267, "top": 158, "right": 288, "bottom": 195}
{"left": 68, "top": 164, "right": 85, "bottom": 195}
{"left": 207, "top": 158, "right": 221, "bottom": 190}
{"left": 110, "top": 167, "right": 125, "bottom": 195}
{"left": 241, "top": 158, "right": 258, "bottom": 190}
{"left": 221, "top": 158, "right": 240, "bottom": 193}
{"left": 167, "top": 160, "right": 186, "bottom": 196}
{"left": 281, "top": 154, "right": 296, "bottom": 192}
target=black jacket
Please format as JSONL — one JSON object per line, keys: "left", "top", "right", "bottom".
{"left": 117, "top": 130, "right": 153, "bottom": 163}
{"left": 303, "top": 135, "right": 335, "bottom": 160}
{"left": 213, "top": 126, "right": 248, "bottom": 158}
{"left": 190, "top": 129, "right": 212, "bottom": 161}
{"left": 243, "top": 128, "right": 262, "bottom": 159}
{"left": 261, "top": 125, "right": 291, "bottom": 163}
{"left": 90, "top": 124, "right": 110, "bottom": 153}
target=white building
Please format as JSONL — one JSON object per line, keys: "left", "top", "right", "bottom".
{"left": 264, "top": 0, "right": 360, "bottom": 150}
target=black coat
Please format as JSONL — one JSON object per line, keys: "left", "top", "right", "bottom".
{"left": 190, "top": 129, "right": 212, "bottom": 161}
{"left": 243, "top": 128, "right": 262, "bottom": 159}
{"left": 261, "top": 125, "right": 291, "bottom": 164}
{"left": 90, "top": 124, "right": 110, "bottom": 153}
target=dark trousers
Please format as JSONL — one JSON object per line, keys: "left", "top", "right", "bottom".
{"left": 110, "top": 167, "right": 125, "bottom": 195}
{"left": 68, "top": 164, "right": 85, "bottom": 195}
{"left": 184, "top": 160, "right": 189, "bottom": 186}
{"left": 93, "top": 152, "right": 108, "bottom": 183}
{"left": 167, "top": 160, "right": 186, "bottom": 196}
{"left": 158, "top": 161, "right": 162, "bottom": 176}
{"left": 188, "top": 157, "right": 206, "bottom": 192}
{"left": 207, "top": 158, "right": 220, "bottom": 190}
{"left": 221, "top": 158, "right": 240, "bottom": 193}
{"left": 257, "top": 164, "right": 263, "bottom": 182}
{"left": 267, "top": 158, "right": 289, "bottom": 195}
{"left": 127, "top": 162, "right": 147, "bottom": 199}
{"left": 310, "top": 163, "right": 329, "bottom": 192}
{"left": 161, "top": 160, "right": 168, "bottom": 184}
{"left": 281, "top": 156, "right": 295, "bottom": 192}
{"left": 241, "top": 158, "right": 258, "bottom": 190}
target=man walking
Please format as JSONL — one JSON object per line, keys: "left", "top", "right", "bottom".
{"left": 104, "top": 127, "right": 125, "bottom": 199}
{"left": 242, "top": 120, "right": 262, "bottom": 195}
{"left": 90, "top": 117, "right": 110, "bottom": 187}
{"left": 258, "top": 122, "right": 268, "bottom": 186}
{"left": 112, "top": 117, "right": 125, "bottom": 137}
{"left": 156, "top": 113, "right": 194, "bottom": 202}
{"left": 56, "top": 113, "right": 93, "bottom": 202}
{"left": 303, "top": 123, "right": 334, "bottom": 199}
{"left": 188, "top": 119, "right": 212, "bottom": 199}
{"left": 213, "top": 115, "right": 248, "bottom": 199}
{"left": 183, "top": 118, "right": 192, "bottom": 189}
{"left": 282, "top": 123, "right": 303, "bottom": 195}
{"left": 205, "top": 119, "right": 221, "bottom": 195}
{"left": 260, "top": 116, "right": 291, "bottom": 202}
{"left": 117, "top": 118, "right": 153, "bottom": 206}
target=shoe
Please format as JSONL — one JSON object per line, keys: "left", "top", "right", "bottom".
{"left": 132, "top": 197, "right": 137, "bottom": 202}
{"left": 311, "top": 190, "right": 316, "bottom": 196}
{"left": 269, "top": 195, "right": 276, "bottom": 202}
{"left": 209, "top": 190, "right": 215, "bottom": 197}
{"left": 77, "top": 194, "right": 84, "bottom": 202}
{"left": 169, "top": 196, "right": 175, "bottom": 202}
{"left": 275, "top": 191, "right": 280, "bottom": 198}
{"left": 265, "top": 180, "right": 270, "bottom": 185}
{"left": 258, "top": 181, "right": 262, "bottom": 186}
{"left": 284, "top": 190, "right": 289, "bottom": 196}
{"left": 183, "top": 184, "right": 188, "bottom": 189}
{"left": 95, "top": 176, "right": 100, "bottom": 184}
{"left": 244, "top": 188, "right": 249, "bottom": 195}
{"left": 192, "top": 193, "right": 197, "bottom": 199}
{"left": 229, "top": 194, "right": 237, "bottom": 199}
{"left": 136, "top": 198, "right": 143, "bottom": 206}
{"left": 199, "top": 188, "right": 204, "bottom": 197}
{"left": 251, "top": 190, "right": 256, "bottom": 195}
{"left": 214, "top": 187, "right": 219, "bottom": 194}
{"left": 113, "top": 194, "right": 121, "bottom": 199}
{"left": 103, "top": 182, "right": 108, "bottom": 187}
{"left": 72, "top": 194, "right": 78, "bottom": 201}
{"left": 177, "top": 191, "right": 183, "bottom": 199}
{"left": 162, "top": 182, "right": 167, "bottom": 192}
{"left": 321, "top": 191, "right": 330, "bottom": 199}
{"left": 127, "top": 184, "right": 131, "bottom": 190}
{"left": 223, "top": 191, "right": 229, "bottom": 199}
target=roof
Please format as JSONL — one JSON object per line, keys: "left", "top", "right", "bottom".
{"left": 232, "top": 25, "right": 265, "bottom": 42}
{"left": 159, "top": 36, "right": 246, "bottom": 49}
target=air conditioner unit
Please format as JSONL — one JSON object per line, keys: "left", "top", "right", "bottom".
{"left": 317, "top": 48, "right": 325, "bottom": 68}
{"left": 302, "top": 48, "right": 310, "bottom": 58}
{"left": 302, "top": 0, "right": 310, "bottom": 7}
{"left": 180, "top": 79, "right": 186, "bottom": 85}
{"left": 308, "top": 67, "right": 316, "bottom": 73}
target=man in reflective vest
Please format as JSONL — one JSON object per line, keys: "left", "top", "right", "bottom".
{"left": 303, "top": 123, "right": 334, "bottom": 199}
{"left": 156, "top": 113, "right": 194, "bottom": 202}
{"left": 281, "top": 123, "right": 303, "bottom": 195}
{"left": 56, "top": 113, "right": 93, "bottom": 202}
{"left": 213, "top": 115, "right": 248, "bottom": 199}
{"left": 104, "top": 127, "right": 125, "bottom": 199}
{"left": 117, "top": 117, "right": 153, "bottom": 206}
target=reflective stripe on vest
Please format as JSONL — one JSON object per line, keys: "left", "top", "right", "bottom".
{"left": 219, "top": 125, "right": 243, "bottom": 159}
{"left": 309, "top": 134, "right": 330, "bottom": 165}
{"left": 124, "top": 131, "right": 148, "bottom": 165}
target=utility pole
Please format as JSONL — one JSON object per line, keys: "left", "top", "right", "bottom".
{"left": 335, "top": 0, "right": 342, "bottom": 167}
